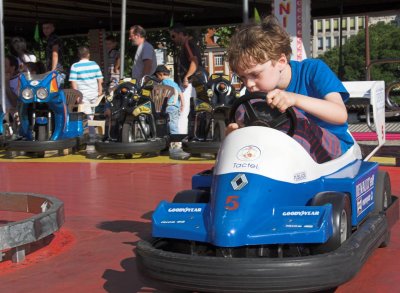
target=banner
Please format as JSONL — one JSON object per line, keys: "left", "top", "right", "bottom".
{"left": 273, "top": 0, "right": 311, "bottom": 60}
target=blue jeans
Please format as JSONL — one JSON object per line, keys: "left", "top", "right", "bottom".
{"left": 166, "top": 106, "right": 180, "bottom": 134}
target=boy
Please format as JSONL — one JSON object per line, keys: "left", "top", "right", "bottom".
{"left": 154, "top": 64, "right": 190, "bottom": 160}
{"left": 154, "top": 65, "right": 184, "bottom": 134}
{"left": 226, "top": 16, "right": 354, "bottom": 163}
{"left": 69, "top": 46, "right": 103, "bottom": 139}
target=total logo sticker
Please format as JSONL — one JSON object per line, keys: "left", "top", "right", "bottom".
{"left": 236, "top": 145, "right": 261, "bottom": 161}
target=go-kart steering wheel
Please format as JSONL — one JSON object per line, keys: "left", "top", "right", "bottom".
{"left": 229, "top": 92, "right": 297, "bottom": 137}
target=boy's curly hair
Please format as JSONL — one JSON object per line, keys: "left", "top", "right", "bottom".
{"left": 227, "top": 15, "right": 292, "bottom": 72}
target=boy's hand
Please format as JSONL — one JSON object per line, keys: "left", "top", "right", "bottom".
{"left": 266, "top": 89, "right": 295, "bottom": 113}
{"left": 226, "top": 123, "right": 239, "bottom": 136}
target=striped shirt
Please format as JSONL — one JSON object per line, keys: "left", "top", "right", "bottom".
{"left": 69, "top": 59, "right": 103, "bottom": 99}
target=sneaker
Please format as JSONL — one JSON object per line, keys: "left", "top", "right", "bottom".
{"left": 169, "top": 148, "right": 191, "bottom": 160}
{"left": 200, "top": 153, "right": 215, "bottom": 160}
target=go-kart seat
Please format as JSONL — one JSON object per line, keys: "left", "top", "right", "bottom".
{"left": 64, "top": 88, "right": 83, "bottom": 113}
{"left": 151, "top": 85, "right": 176, "bottom": 113}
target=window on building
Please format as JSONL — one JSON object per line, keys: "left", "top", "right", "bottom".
{"left": 326, "top": 37, "right": 331, "bottom": 49}
{"left": 350, "top": 17, "right": 356, "bottom": 30}
{"left": 325, "top": 19, "right": 331, "bottom": 31}
{"left": 202, "top": 56, "right": 208, "bottom": 67}
{"left": 317, "top": 20, "right": 323, "bottom": 33}
{"left": 342, "top": 36, "right": 347, "bottom": 45}
{"left": 333, "top": 19, "right": 339, "bottom": 31}
{"left": 334, "top": 36, "right": 339, "bottom": 47}
{"left": 358, "top": 17, "right": 365, "bottom": 29}
{"left": 341, "top": 18, "right": 347, "bottom": 30}
{"left": 214, "top": 55, "right": 224, "bottom": 66}
{"left": 317, "top": 37, "right": 323, "bottom": 50}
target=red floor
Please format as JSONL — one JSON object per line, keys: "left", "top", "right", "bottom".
{"left": 0, "top": 162, "right": 399, "bottom": 293}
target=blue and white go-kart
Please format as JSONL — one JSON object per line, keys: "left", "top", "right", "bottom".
{"left": 136, "top": 92, "right": 398, "bottom": 292}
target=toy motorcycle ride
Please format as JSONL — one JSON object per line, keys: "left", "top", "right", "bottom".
{"left": 94, "top": 76, "right": 169, "bottom": 158}
{"left": 6, "top": 71, "right": 86, "bottom": 157}
{"left": 136, "top": 92, "right": 398, "bottom": 292}
{"left": 182, "top": 72, "right": 237, "bottom": 155}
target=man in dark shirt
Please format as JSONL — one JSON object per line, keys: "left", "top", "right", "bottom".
{"left": 169, "top": 23, "right": 204, "bottom": 135}
{"left": 42, "top": 22, "right": 63, "bottom": 71}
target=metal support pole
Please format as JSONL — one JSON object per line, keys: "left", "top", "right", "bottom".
{"left": 243, "top": 0, "right": 249, "bottom": 24}
{"left": 119, "top": 0, "right": 127, "bottom": 79}
{"left": 0, "top": 0, "right": 6, "bottom": 112}
{"left": 365, "top": 15, "right": 371, "bottom": 81}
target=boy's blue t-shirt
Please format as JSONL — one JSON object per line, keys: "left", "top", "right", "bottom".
{"left": 286, "top": 59, "right": 354, "bottom": 152}
{"left": 162, "top": 78, "right": 181, "bottom": 108}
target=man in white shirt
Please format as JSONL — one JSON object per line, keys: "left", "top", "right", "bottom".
{"left": 129, "top": 25, "right": 157, "bottom": 82}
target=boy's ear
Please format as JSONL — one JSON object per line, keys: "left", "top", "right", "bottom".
{"left": 276, "top": 54, "right": 288, "bottom": 71}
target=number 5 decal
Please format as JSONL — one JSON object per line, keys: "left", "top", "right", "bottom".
{"left": 225, "top": 195, "right": 239, "bottom": 210}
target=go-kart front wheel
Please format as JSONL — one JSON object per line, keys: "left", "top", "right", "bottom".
{"left": 310, "top": 192, "right": 351, "bottom": 254}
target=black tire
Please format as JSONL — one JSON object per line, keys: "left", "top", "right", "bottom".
{"left": 310, "top": 192, "right": 352, "bottom": 254}
{"left": 172, "top": 189, "right": 210, "bottom": 203}
{"left": 38, "top": 125, "right": 47, "bottom": 141}
{"left": 121, "top": 123, "right": 133, "bottom": 143}
{"left": 374, "top": 170, "right": 392, "bottom": 247}
{"left": 213, "top": 120, "right": 226, "bottom": 142}
{"left": 374, "top": 170, "right": 392, "bottom": 214}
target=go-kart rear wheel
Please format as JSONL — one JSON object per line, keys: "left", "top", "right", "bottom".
{"left": 172, "top": 189, "right": 210, "bottom": 203}
{"left": 374, "top": 170, "right": 392, "bottom": 247}
{"left": 374, "top": 170, "right": 392, "bottom": 214}
{"left": 310, "top": 192, "right": 351, "bottom": 254}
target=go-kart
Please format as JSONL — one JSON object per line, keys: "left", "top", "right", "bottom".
{"left": 6, "top": 71, "right": 86, "bottom": 157}
{"left": 136, "top": 91, "right": 399, "bottom": 292}
{"left": 95, "top": 76, "right": 169, "bottom": 158}
{"left": 182, "top": 73, "right": 238, "bottom": 155}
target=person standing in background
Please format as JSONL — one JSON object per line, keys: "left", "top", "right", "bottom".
{"left": 42, "top": 22, "right": 63, "bottom": 72}
{"left": 9, "top": 37, "right": 37, "bottom": 72}
{"left": 69, "top": 46, "right": 103, "bottom": 141}
{"left": 128, "top": 25, "right": 157, "bottom": 82}
{"left": 169, "top": 23, "right": 203, "bottom": 135}
{"left": 105, "top": 35, "right": 121, "bottom": 90}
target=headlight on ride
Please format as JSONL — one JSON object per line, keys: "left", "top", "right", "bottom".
{"left": 36, "top": 88, "right": 49, "bottom": 100}
{"left": 21, "top": 88, "right": 34, "bottom": 100}
{"left": 207, "top": 89, "right": 214, "bottom": 98}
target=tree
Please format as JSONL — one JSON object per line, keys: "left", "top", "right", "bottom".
{"left": 318, "top": 21, "right": 400, "bottom": 84}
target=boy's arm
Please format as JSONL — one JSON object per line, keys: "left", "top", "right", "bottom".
{"left": 267, "top": 90, "right": 348, "bottom": 125}
{"left": 51, "top": 44, "right": 59, "bottom": 71}
{"left": 97, "top": 78, "right": 104, "bottom": 96}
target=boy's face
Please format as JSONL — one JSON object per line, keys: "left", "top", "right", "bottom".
{"left": 155, "top": 72, "right": 168, "bottom": 80}
{"left": 236, "top": 59, "right": 283, "bottom": 93}
{"left": 42, "top": 23, "right": 54, "bottom": 38}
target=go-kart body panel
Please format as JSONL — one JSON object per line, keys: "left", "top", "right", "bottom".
{"left": 7, "top": 71, "right": 85, "bottom": 152}
{"left": 137, "top": 83, "right": 398, "bottom": 292}
{"left": 97, "top": 79, "right": 169, "bottom": 155}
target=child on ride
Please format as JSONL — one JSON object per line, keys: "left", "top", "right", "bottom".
{"left": 154, "top": 65, "right": 184, "bottom": 134}
{"left": 226, "top": 15, "right": 354, "bottom": 163}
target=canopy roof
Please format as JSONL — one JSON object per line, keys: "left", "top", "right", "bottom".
{"left": 3, "top": 0, "right": 400, "bottom": 37}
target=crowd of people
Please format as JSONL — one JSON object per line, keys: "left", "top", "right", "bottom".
{"left": 2, "top": 21, "right": 202, "bottom": 159}
{"left": 2, "top": 16, "right": 352, "bottom": 163}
